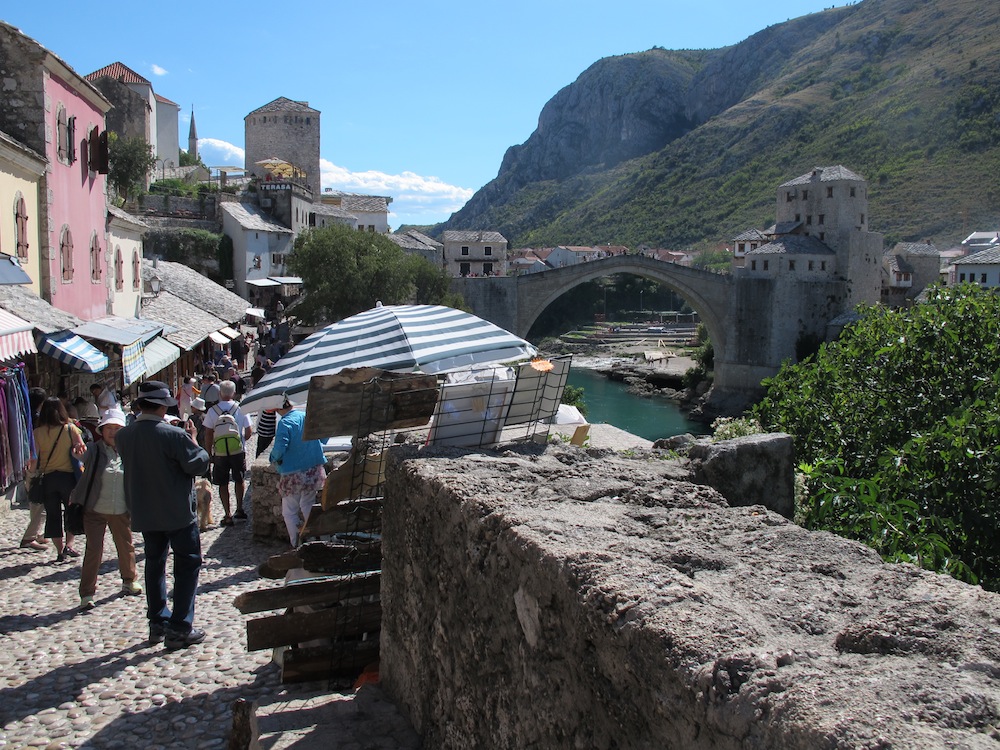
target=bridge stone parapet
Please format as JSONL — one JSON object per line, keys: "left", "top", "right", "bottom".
{"left": 381, "top": 442, "right": 1000, "bottom": 749}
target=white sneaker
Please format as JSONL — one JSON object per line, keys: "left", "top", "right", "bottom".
{"left": 121, "top": 581, "right": 143, "bottom": 596}
{"left": 80, "top": 596, "right": 95, "bottom": 610}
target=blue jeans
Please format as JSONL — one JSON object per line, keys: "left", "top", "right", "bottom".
{"left": 142, "top": 522, "right": 202, "bottom": 634}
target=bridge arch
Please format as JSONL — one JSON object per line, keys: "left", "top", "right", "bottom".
{"left": 513, "top": 255, "right": 732, "bottom": 364}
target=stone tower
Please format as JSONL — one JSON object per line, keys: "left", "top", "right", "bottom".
{"left": 188, "top": 106, "right": 198, "bottom": 160}
{"left": 244, "top": 97, "right": 321, "bottom": 197}
{"left": 774, "top": 165, "right": 883, "bottom": 308}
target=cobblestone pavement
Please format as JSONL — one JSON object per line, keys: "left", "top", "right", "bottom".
{"left": 0, "top": 459, "right": 419, "bottom": 749}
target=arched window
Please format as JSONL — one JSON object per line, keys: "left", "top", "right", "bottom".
{"left": 115, "top": 246, "right": 124, "bottom": 291}
{"left": 14, "top": 195, "right": 29, "bottom": 259}
{"left": 132, "top": 250, "right": 141, "bottom": 290}
{"left": 90, "top": 234, "right": 102, "bottom": 282}
{"left": 60, "top": 226, "right": 74, "bottom": 282}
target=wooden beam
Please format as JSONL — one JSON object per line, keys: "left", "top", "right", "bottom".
{"left": 307, "top": 496, "right": 382, "bottom": 531}
{"left": 280, "top": 639, "right": 380, "bottom": 684}
{"left": 303, "top": 368, "right": 439, "bottom": 440}
{"left": 247, "top": 602, "right": 383, "bottom": 651}
{"left": 233, "top": 572, "right": 381, "bottom": 614}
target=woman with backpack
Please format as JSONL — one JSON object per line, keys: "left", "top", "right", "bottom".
{"left": 200, "top": 380, "right": 252, "bottom": 526}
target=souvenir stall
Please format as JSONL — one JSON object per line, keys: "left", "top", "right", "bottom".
{"left": 0, "top": 308, "right": 41, "bottom": 492}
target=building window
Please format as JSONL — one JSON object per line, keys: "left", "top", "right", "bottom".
{"left": 827, "top": 187, "right": 833, "bottom": 198}
{"left": 788, "top": 260, "right": 796, "bottom": 271}
{"left": 132, "top": 250, "right": 141, "bottom": 290}
{"left": 60, "top": 227, "right": 74, "bottom": 281}
{"left": 459, "top": 262, "right": 470, "bottom": 276}
{"left": 90, "top": 234, "right": 102, "bottom": 282}
{"left": 14, "top": 195, "right": 29, "bottom": 259}
{"left": 461, "top": 246, "right": 470, "bottom": 256}
{"left": 272, "top": 253, "right": 285, "bottom": 266}
{"left": 806, "top": 215, "right": 812, "bottom": 225}
{"left": 737, "top": 243, "right": 746, "bottom": 253}
{"left": 818, "top": 214, "right": 825, "bottom": 225}
{"left": 802, "top": 190, "right": 808, "bottom": 200}
{"left": 981, "top": 273, "right": 987, "bottom": 284}
{"left": 115, "top": 247, "right": 124, "bottom": 291}
{"left": 808, "top": 260, "right": 814, "bottom": 271}
{"left": 850, "top": 187, "right": 856, "bottom": 197}
{"left": 821, "top": 261, "right": 826, "bottom": 271}
{"left": 960, "top": 273, "right": 966, "bottom": 282}
{"left": 484, "top": 246, "right": 493, "bottom": 256}
{"left": 786, "top": 191, "right": 794, "bottom": 202}
{"left": 483, "top": 263, "right": 493, "bottom": 275}
{"left": 860, "top": 214, "right": 865, "bottom": 225}
{"left": 763, "top": 260, "right": 769, "bottom": 271}
{"left": 750, "top": 260, "right": 757, "bottom": 271}
{"left": 368, "top": 225, "right": 376, "bottom": 232}
{"left": 795, "top": 214, "right": 801, "bottom": 222}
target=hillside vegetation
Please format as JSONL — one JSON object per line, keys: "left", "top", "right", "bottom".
{"left": 441, "top": 0, "right": 1000, "bottom": 250}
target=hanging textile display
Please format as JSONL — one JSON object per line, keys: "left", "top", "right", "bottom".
{"left": 0, "top": 363, "right": 34, "bottom": 491}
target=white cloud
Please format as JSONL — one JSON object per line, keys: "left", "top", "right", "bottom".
{"left": 150, "top": 64, "right": 168, "bottom": 76}
{"left": 193, "top": 139, "right": 473, "bottom": 227}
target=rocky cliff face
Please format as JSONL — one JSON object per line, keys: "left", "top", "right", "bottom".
{"left": 442, "top": 0, "right": 1000, "bottom": 250}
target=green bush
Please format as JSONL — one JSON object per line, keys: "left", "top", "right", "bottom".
{"left": 754, "top": 285, "right": 1000, "bottom": 589}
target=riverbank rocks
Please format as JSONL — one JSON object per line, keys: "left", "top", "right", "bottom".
{"left": 380, "top": 442, "right": 1000, "bottom": 749}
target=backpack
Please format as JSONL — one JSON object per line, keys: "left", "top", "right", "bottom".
{"left": 211, "top": 406, "right": 244, "bottom": 456}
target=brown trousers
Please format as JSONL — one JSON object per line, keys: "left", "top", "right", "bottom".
{"left": 80, "top": 510, "right": 138, "bottom": 598}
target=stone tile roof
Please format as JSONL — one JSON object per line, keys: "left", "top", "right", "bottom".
{"left": 246, "top": 97, "right": 319, "bottom": 116}
{"left": 952, "top": 246, "right": 1000, "bottom": 265}
{"left": 746, "top": 235, "right": 835, "bottom": 256}
{"left": 765, "top": 221, "right": 803, "bottom": 235}
{"left": 0, "top": 285, "right": 80, "bottom": 333}
{"left": 85, "top": 61, "right": 150, "bottom": 86}
{"left": 311, "top": 203, "right": 356, "bottom": 219}
{"left": 323, "top": 192, "right": 390, "bottom": 213}
{"left": 154, "top": 93, "right": 178, "bottom": 106}
{"left": 0, "top": 129, "right": 45, "bottom": 164}
{"left": 442, "top": 230, "right": 507, "bottom": 244}
{"left": 106, "top": 204, "right": 148, "bottom": 229}
{"left": 141, "top": 290, "right": 227, "bottom": 351}
{"left": 142, "top": 259, "right": 249, "bottom": 323}
{"left": 389, "top": 230, "right": 443, "bottom": 252}
{"left": 733, "top": 228, "right": 768, "bottom": 242}
{"left": 892, "top": 242, "right": 938, "bottom": 256}
{"left": 884, "top": 254, "right": 914, "bottom": 274}
{"left": 221, "top": 202, "right": 293, "bottom": 234}
{"left": 780, "top": 165, "right": 864, "bottom": 186}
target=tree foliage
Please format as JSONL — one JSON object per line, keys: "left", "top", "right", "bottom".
{"left": 287, "top": 224, "right": 461, "bottom": 324}
{"left": 753, "top": 285, "right": 1000, "bottom": 589}
{"left": 108, "top": 135, "right": 155, "bottom": 204}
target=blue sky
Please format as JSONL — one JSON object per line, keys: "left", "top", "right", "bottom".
{"left": 5, "top": 1, "right": 836, "bottom": 229}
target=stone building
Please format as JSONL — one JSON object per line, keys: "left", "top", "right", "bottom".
{"left": 389, "top": 230, "right": 444, "bottom": 268}
{"left": 84, "top": 62, "right": 180, "bottom": 166}
{"left": 244, "top": 98, "right": 321, "bottom": 197}
{"left": 880, "top": 241, "right": 940, "bottom": 307}
{"left": 442, "top": 230, "right": 508, "bottom": 277}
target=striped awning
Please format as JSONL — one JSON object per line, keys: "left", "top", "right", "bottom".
{"left": 122, "top": 340, "right": 147, "bottom": 387}
{"left": 0, "top": 308, "right": 36, "bottom": 361}
{"left": 240, "top": 304, "right": 536, "bottom": 413}
{"left": 142, "top": 336, "right": 181, "bottom": 377}
{"left": 34, "top": 331, "right": 109, "bottom": 372}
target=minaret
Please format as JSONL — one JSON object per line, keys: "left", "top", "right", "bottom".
{"left": 188, "top": 106, "right": 198, "bottom": 160}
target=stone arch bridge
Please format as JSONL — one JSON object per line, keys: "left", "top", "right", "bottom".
{"left": 451, "top": 255, "right": 769, "bottom": 397}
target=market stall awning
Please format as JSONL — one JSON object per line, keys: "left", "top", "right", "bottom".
{"left": 246, "top": 278, "right": 281, "bottom": 288}
{"left": 219, "top": 326, "right": 241, "bottom": 340}
{"left": 142, "top": 336, "right": 181, "bottom": 377}
{"left": 268, "top": 276, "right": 302, "bottom": 285}
{"left": 34, "top": 331, "right": 109, "bottom": 372}
{"left": 0, "top": 308, "right": 36, "bottom": 361}
{"left": 73, "top": 316, "right": 163, "bottom": 346}
{"left": 0, "top": 256, "right": 32, "bottom": 285}
{"left": 208, "top": 331, "right": 230, "bottom": 345}
{"left": 245, "top": 307, "right": 267, "bottom": 319}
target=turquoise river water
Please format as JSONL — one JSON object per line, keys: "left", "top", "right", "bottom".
{"left": 566, "top": 367, "right": 710, "bottom": 442}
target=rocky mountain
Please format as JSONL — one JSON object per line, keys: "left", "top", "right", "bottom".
{"left": 439, "top": 0, "right": 1000, "bottom": 250}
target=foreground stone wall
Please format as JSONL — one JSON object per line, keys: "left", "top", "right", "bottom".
{"left": 381, "top": 444, "right": 1000, "bottom": 749}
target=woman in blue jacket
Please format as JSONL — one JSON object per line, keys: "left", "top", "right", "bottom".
{"left": 269, "top": 394, "right": 326, "bottom": 547}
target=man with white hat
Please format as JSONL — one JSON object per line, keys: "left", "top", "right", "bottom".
{"left": 115, "top": 381, "right": 211, "bottom": 650}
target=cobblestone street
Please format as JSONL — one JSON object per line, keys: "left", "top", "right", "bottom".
{"left": 0, "top": 461, "right": 419, "bottom": 750}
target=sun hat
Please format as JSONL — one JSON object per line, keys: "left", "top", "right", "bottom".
{"left": 191, "top": 396, "right": 206, "bottom": 412}
{"left": 97, "top": 408, "right": 127, "bottom": 432}
{"left": 135, "top": 380, "right": 177, "bottom": 407}
{"left": 164, "top": 414, "right": 181, "bottom": 424}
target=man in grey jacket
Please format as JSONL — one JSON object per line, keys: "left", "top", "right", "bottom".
{"left": 116, "top": 381, "right": 210, "bottom": 650}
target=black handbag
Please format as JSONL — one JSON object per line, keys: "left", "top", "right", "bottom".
{"left": 66, "top": 502, "right": 85, "bottom": 536}
{"left": 28, "top": 428, "right": 64, "bottom": 504}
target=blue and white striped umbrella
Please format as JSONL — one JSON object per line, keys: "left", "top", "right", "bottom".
{"left": 240, "top": 304, "right": 536, "bottom": 412}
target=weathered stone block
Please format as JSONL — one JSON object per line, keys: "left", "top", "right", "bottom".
{"left": 687, "top": 432, "right": 795, "bottom": 517}
{"left": 381, "top": 443, "right": 1000, "bottom": 749}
